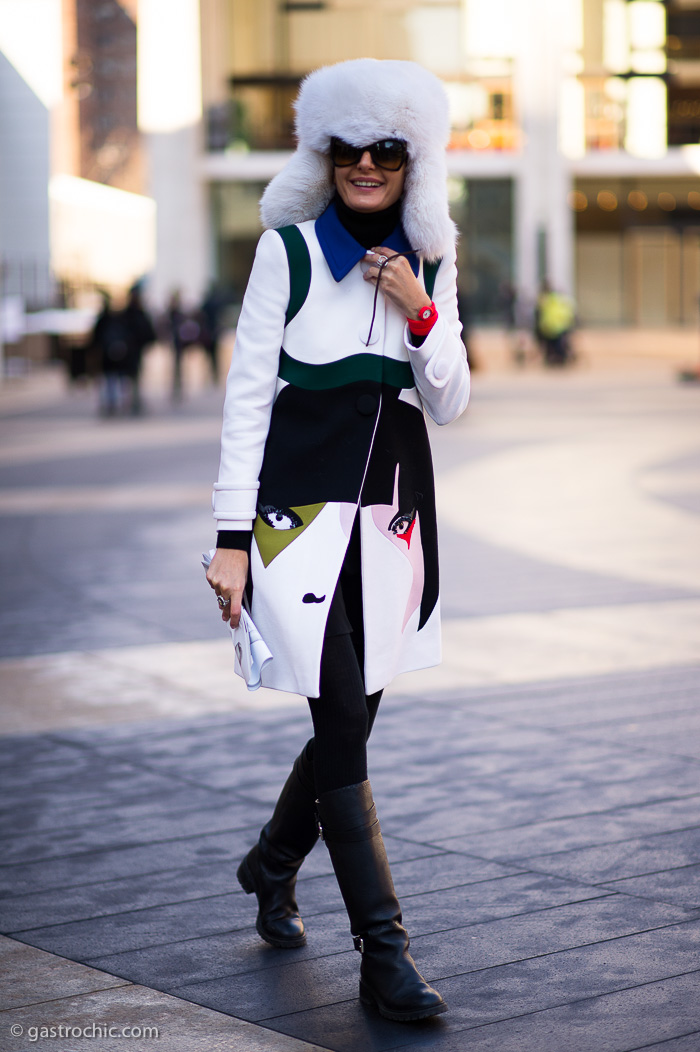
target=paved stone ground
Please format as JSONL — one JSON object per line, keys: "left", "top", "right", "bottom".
{"left": 1, "top": 347, "right": 700, "bottom": 1052}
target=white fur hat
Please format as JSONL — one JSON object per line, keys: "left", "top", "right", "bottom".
{"left": 259, "top": 59, "right": 456, "bottom": 262}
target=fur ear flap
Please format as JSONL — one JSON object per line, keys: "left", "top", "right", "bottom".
{"left": 402, "top": 151, "right": 458, "bottom": 263}
{"left": 260, "top": 148, "right": 334, "bottom": 230}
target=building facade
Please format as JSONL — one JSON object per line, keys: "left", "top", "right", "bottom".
{"left": 188, "top": 0, "right": 700, "bottom": 326}
{"left": 3, "top": 0, "right": 700, "bottom": 326}
{"left": 0, "top": 0, "right": 155, "bottom": 321}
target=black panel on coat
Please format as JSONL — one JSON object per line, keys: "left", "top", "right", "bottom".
{"left": 258, "top": 382, "right": 381, "bottom": 507}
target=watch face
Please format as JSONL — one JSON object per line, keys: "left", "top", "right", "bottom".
{"left": 421, "top": 308, "right": 432, "bottom": 319}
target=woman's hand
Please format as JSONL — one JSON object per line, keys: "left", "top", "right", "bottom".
{"left": 363, "top": 247, "right": 432, "bottom": 320}
{"left": 206, "top": 548, "right": 249, "bottom": 628}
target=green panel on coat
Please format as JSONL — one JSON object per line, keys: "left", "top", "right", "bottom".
{"left": 277, "top": 226, "right": 312, "bottom": 326}
{"left": 278, "top": 350, "right": 415, "bottom": 390}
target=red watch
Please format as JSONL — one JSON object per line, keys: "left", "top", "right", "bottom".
{"left": 407, "top": 301, "right": 438, "bottom": 335}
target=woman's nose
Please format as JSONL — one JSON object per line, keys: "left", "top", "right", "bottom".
{"left": 357, "top": 150, "right": 375, "bottom": 169}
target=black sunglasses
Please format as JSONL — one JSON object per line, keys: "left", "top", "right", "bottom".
{"left": 330, "top": 137, "right": 408, "bottom": 172}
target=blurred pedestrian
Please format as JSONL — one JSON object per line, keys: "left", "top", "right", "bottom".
{"left": 92, "top": 291, "right": 130, "bottom": 417}
{"left": 535, "top": 280, "right": 576, "bottom": 366}
{"left": 198, "top": 283, "right": 227, "bottom": 384}
{"left": 122, "top": 284, "right": 156, "bottom": 415}
{"left": 166, "top": 290, "right": 201, "bottom": 402}
{"left": 206, "top": 59, "right": 470, "bottom": 1023}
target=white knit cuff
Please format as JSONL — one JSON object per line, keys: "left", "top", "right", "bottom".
{"left": 212, "top": 483, "right": 259, "bottom": 522}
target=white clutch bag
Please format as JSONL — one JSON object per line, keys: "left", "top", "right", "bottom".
{"left": 201, "top": 551, "right": 273, "bottom": 691}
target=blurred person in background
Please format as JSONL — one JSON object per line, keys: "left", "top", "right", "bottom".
{"left": 122, "top": 283, "right": 156, "bottom": 415}
{"left": 198, "top": 282, "right": 228, "bottom": 384}
{"left": 165, "top": 289, "right": 201, "bottom": 402}
{"left": 206, "top": 59, "right": 470, "bottom": 1023}
{"left": 534, "top": 279, "right": 576, "bottom": 367}
{"left": 92, "top": 287, "right": 155, "bottom": 416}
{"left": 92, "top": 291, "right": 129, "bottom": 417}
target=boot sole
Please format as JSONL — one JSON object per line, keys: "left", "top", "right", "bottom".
{"left": 255, "top": 915, "right": 307, "bottom": 949}
{"left": 359, "top": 982, "right": 447, "bottom": 1022}
{"left": 237, "top": 858, "right": 307, "bottom": 949}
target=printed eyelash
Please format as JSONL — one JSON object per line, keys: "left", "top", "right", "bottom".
{"left": 259, "top": 505, "right": 303, "bottom": 531}
{"left": 388, "top": 509, "right": 416, "bottom": 544}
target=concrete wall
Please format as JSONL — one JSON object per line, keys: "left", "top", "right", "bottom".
{"left": 0, "top": 51, "right": 51, "bottom": 305}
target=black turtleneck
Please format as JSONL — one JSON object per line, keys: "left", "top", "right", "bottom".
{"left": 335, "top": 192, "right": 426, "bottom": 347}
{"left": 334, "top": 195, "right": 403, "bottom": 249}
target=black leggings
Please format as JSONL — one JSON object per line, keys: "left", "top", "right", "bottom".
{"left": 305, "top": 520, "right": 383, "bottom": 794}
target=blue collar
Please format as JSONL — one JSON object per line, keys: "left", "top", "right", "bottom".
{"left": 315, "top": 200, "right": 420, "bottom": 283}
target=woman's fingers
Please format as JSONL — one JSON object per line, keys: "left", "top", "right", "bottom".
{"left": 224, "top": 583, "right": 246, "bottom": 628}
{"left": 205, "top": 549, "right": 249, "bottom": 629}
{"left": 363, "top": 247, "right": 430, "bottom": 318}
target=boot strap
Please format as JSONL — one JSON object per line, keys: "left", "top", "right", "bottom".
{"left": 353, "top": 935, "right": 364, "bottom": 953}
{"left": 315, "top": 804, "right": 381, "bottom": 845}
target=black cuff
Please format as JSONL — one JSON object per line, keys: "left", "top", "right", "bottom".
{"left": 216, "top": 529, "right": 252, "bottom": 554}
{"left": 409, "top": 331, "right": 427, "bottom": 348}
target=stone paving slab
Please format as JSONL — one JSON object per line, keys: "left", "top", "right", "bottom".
{"left": 0, "top": 784, "right": 223, "bottom": 836}
{"left": 429, "top": 795, "right": 700, "bottom": 862}
{"left": 0, "top": 830, "right": 260, "bottom": 898}
{"left": 267, "top": 977, "right": 700, "bottom": 1052}
{"left": 9, "top": 893, "right": 262, "bottom": 960}
{"left": 598, "top": 865, "right": 700, "bottom": 909}
{"left": 420, "top": 922, "right": 700, "bottom": 1030}
{"left": 0, "top": 936, "right": 325, "bottom": 1052}
{"left": 0, "top": 800, "right": 274, "bottom": 866}
{"left": 166, "top": 894, "right": 696, "bottom": 1022}
{"left": 0, "top": 861, "right": 262, "bottom": 931}
{"left": 505, "top": 826, "right": 700, "bottom": 884}
{"left": 386, "top": 973, "right": 700, "bottom": 1052}
{"left": 263, "top": 931, "right": 700, "bottom": 1052}
{"left": 639, "top": 1039, "right": 700, "bottom": 1052}
{"left": 469, "top": 669, "right": 700, "bottom": 715}
{"left": 417, "top": 772, "right": 700, "bottom": 844}
{"left": 0, "top": 830, "right": 436, "bottom": 904}
{"left": 1, "top": 666, "right": 699, "bottom": 1052}
{"left": 0, "top": 799, "right": 273, "bottom": 866}
{"left": 0, "top": 936, "right": 129, "bottom": 1011}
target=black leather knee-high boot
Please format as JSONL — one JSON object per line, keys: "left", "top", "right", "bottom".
{"left": 316, "top": 780, "right": 446, "bottom": 1021}
{"left": 237, "top": 745, "right": 319, "bottom": 948}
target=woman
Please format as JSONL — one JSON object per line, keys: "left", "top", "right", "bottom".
{"left": 206, "top": 58, "right": 470, "bottom": 1022}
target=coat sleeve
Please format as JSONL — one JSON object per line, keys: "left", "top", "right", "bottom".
{"left": 403, "top": 250, "right": 470, "bottom": 426}
{"left": 213, "top": 229, "right": 290, "bottom": 531}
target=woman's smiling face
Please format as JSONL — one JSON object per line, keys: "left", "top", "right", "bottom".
{"left": 333, "top": 148, "right": 406, "bottom": 213}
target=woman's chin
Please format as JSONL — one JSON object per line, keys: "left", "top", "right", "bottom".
{"left": 346, "top": 193, "right": 387, "bottom": 213}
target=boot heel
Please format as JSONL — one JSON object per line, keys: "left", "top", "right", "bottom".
{"left": 237, "top": 857, "right": 255, "bottom": 895}
{"left": 359, "top": 980, "right": 376, "bottom": 1007}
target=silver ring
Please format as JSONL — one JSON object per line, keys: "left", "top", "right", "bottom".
{"left": 375, "top": 254, "right": 389, "bottom": 269}
{"left": 217, "top": 595, "right": 231, "bottom": 609}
